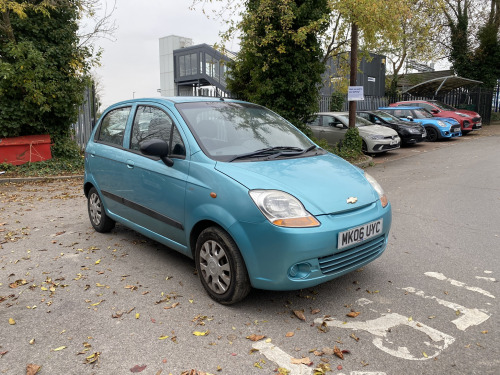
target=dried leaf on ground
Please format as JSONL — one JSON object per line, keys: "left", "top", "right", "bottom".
{"left": 291, "top": 357, "right": 312, "bottom": 365}
{"left": 247, "top": 334, "right": 265, "bottom": 341}
{"left": 9, "top": 318, "right": 16, "bottom": 325}
{"left": 346, "top": 311, "right": 360, "bottom": 318}
{"left": 333, "top": 346, "right": 343, "bottom": 360}
{"left": 285, "top": 332, "right": 295, "bottom": 337}
{"left": 350, "top": 333, "right": 360, "bottom": 341}
{"left": 130, "top": 364, "right": 147, "bottom": 372}
{"left": 193, "top": 330, "right": 209, "bottom": 336}
{"left": 26, "top": 364, "right": 41, "bottom": 375}
{"left": 293, "top": 310, "right": 306, "bottom": 321}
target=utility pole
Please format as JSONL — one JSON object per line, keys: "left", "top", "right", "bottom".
{"left": 348, "top": 22, "right": 358, "bottom": 128}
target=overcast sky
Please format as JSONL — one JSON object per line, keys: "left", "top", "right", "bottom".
{"left": 92, "top": 0, "right": 232, "bottom": 109}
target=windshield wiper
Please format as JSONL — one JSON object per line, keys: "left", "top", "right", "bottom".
{"left": 229, "top": 145, "right": 316, "bottom": 162}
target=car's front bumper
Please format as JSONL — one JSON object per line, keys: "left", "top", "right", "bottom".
{"left": 229, "top": 201, "right": 392, "bottom": 291}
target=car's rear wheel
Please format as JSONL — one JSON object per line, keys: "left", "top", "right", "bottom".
{"left": 425, "top": 126, "right": 439, "bottom": 142}
{"left": 195, "top": 227, "right": 251, "bottom": 305}
{"left": 88, "top": 187, "right": 115, "bottom": 233}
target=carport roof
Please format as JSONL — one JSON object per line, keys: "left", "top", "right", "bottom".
{"left": 403, "top": 75, "right": 483, "bottom": 97}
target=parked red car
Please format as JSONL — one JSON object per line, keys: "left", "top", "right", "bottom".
{"left": 390, "top": 100, "right": 481, "bottom": 134}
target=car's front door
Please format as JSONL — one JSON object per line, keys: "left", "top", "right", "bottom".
{"left": 120, "top": 104, "right": 190, "bottom": 248}
{"left": 319, "top": 115, "right": 347, "bottom": 146}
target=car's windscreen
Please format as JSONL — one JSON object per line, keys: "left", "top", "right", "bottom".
{"left": 337, "top": 114, "right": 373, "bottom": 127}
{"left": 433, "top": 101, "right": 456, "bottom": 111}
{"left": 176, "top": 101, "right": 316, "bottom": 162}
{"left": 372, "top": 110, "right": 400, "bottom": 123}
{"left": 413, "top": 109, "right": 433, "bottom": 119}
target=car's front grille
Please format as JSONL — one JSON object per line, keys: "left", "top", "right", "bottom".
{"left": 472, "top": 117, "right": 481, "bottom": 123}
{"left": 318, "top": 235, "right": 385, "bottom": 275}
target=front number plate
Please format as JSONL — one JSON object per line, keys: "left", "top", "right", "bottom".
{"left": 338, "top": 219, "right": 383, "bottom": 250}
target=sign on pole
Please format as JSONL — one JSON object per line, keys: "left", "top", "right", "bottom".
{"left": 348, "top": 86, "right": 364, "bottom": 101}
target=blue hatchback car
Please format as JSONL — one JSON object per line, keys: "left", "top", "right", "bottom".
{"left": 84, "top": 97, "right": 392, "bottom": 304}
{"left": 379, "top": 106, "right": 462, "bottom": 141}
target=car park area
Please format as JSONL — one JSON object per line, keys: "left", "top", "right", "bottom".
{"left": 2, "top": 124, "right": 499, "bottom": 374}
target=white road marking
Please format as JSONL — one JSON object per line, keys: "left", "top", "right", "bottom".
{"left": 425, "top": 272, "right": 495, "bottom": 299}
{"left": 484, "top": 270, "right": 493, "bottom": 274}
{"left": 403, "top": 287, "right": 491, "bottom": 331}
{"left": 475, "top": 276, "right": 496, "bottom": 282}
{"left": 314, "top": 313, "right": 454, "bottom": 361}
{"left": 252, "top": 341, "right": 312, "bottom": 375}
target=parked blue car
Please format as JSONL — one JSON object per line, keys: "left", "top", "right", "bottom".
{"left": 84, "top": 97, "right": 392, "bottom": 304}
{"left": 379, "top": 106, "right": 462, "bottom": 142}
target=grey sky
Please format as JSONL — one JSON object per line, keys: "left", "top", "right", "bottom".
{"left": 93, "top": 0, "right": 232, "bottom": 109}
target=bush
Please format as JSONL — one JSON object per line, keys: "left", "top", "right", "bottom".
{"left": 329, "top": 92, "right": 345, "bottom": 112}
{"left": 312, "top": 127, "right": 364, "bottom": 162}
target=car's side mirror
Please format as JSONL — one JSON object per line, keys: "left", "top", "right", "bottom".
{"left": 140, "top": 138, "right": 174, "bottom": 167}
{"left": 431, "top": 109, "right": 439, "bottom": 114}
{"left": 406, "top": 116, "right": 414, "bottom": 121}
{"left": 335, "top": 123, "right": 345, "bottom": 129}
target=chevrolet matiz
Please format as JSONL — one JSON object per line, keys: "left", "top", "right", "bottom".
{"left": 84, "top": 97, "right": 392, "bottom": 304}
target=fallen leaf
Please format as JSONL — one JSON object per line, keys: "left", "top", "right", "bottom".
{"left": 293, "top": 310, "right": 306, "bottom": 321}
{"left": 52, "top": 346, "right": 67, "bottom": 351}
{"left": 350, "top": 333, "right": 360, "bottom": 341}
{"left": 423, "top": 352, "right": 428, "bottom": 358}
{"left": 337, "top": 365, "right": 343, "bottom": 370}
{"left": 481, "top": 330, "right": 488, "bottom": 334}
{"left": 310, "top": 309, "right": 321, "bottom": 315}
{"left": 193, "top": 330, "right": 209, "bottom": 336}
{"left": 29, "top": 338, "right": 35, "bottom": 345}
{"left": 247, "top": 334, "right": 265, "bottom": 341}
{"left": 285, "top": 332, "right": 295, "bottom": 337}
{"left": 95, "top": 259, "right": 101, "bottom": 265}
{"left": 9, "top": 318, "right": 15, "bottom": 325}
{"left": 346, "top": 311, "right": 360, "bottom": 318}
{"left": 158, "top": 336, "right": 169, "bottom": 340}
{"left": 291, "top": 357, "right": 312, "bottom": 365}
{"left": 0, "top": 351, "right": 8, "bottom": 357}
{"left": 333, "top": 345, "right": 343, "bottom": 360}
{"left": 26, "top": 364, "right": 41, "bottom": 375}
{"left": 85, "top": 352, "right": 100, "bottom": 364}
{"left": 130, "top": 364, "right": 147, "bottom": 373}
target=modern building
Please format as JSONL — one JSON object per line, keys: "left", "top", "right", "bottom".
{"left": 159, "top": 35, "right": 234, "bottom": 97}
{"left": 159, "top": 35, "right": 386, "bottom": 98}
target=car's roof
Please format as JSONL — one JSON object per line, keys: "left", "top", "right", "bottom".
{"left": 395, "top": 100, "right": 437, "bottom": 103}
{"left": 379, "top": 106, "right": 425, "bottom": 110}
{"left": 315, "top": 112, "right": 349, "bottom": 116}
{"left": 108, "top": 96, "right": 245, "bottom": 107}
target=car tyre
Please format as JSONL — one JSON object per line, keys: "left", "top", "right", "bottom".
{"left": 88, "top": 187, "right": 115, "bottom": 233}
{"left": 195, "top": 227, "right": 251, "bottom": 305}
{"left": 425, "top": 126, "right": 439, "bottom": 142}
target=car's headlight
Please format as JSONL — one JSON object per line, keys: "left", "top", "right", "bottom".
{"left": 364, "top": 172, "right": 389, "bottom": 208}
{"left": 249, "top": 190, "right": 320, "bottom": 227}
{"left": 369, "top": 135, "right": 385, "bottom": 140}
{"left": 437, "top": 121, "right": 447, "bottom": 127}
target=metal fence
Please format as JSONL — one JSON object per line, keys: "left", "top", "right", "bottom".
{"left": 72, "top": 85, "right": 97, "bottom": 150}
{"left": 320, "top": 87, "right": 494, "bottom": 124}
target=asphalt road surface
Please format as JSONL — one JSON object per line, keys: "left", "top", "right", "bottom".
{"left": 1, "top": 127, "right": 499, "bottom": 375}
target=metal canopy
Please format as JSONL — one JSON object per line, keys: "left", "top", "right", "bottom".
{"left": 403, "top": 75, "right": 483, "bottom": 97}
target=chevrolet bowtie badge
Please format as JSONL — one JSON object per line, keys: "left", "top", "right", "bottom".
{"left": 346, "top": 197, "right": 358, "bottom": 204}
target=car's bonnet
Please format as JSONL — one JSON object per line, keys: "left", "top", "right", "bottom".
{"left": 215, "top": 154, "right": 379, "bottom": 216}
{"left": 359, "top": 125, "right": 397, "bottom": 137}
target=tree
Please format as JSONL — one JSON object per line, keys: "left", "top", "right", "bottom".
{"left": 225, "top": 0, "right": 330, "bottom": 134}
{"left": 442, "top": 0, "right": 499, "bottom": 88}
{"left": 0, "top": 0, "right": 114, "bottom": 157}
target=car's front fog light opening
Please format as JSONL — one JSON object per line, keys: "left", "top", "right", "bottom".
{"left": 288, "top": 263, "right": 312, "bottom": 279}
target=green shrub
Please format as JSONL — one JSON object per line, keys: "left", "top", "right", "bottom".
{"left": 312, "top": 127, "right": 364, "bottom": 162}
{"left": 329, "top": 92, "right": 345, "bottom": 112}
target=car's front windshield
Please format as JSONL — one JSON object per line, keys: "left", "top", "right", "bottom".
{"left": 372, "top": 110, "right": 400, "bottom": 123}
{"left": 413, "top": 108, "right": 434, "bottom": 119}
{"left": 176, "top": 101, "right": 316, "bottom": 162}
{"left": 433, "top": 101, "right": 456, "bottom": 111}
{"left": 337, "top": 114, "right": 373, "bottom": 127}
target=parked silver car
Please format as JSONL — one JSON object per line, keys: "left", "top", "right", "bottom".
{"left": 308, "top": 112, "right": 401, "bottom": 154}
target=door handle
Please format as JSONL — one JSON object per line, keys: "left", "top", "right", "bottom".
{"left": 126, "top": 160, "right": 135, "bottom": 169}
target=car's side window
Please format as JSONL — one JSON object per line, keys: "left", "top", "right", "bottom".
{"left": 358, "top": 113, "right": 369, "bottom": 121}
{"left": 96, "top": 107, "right": 131, "bottom": 146}
{"left": 308, "top": 116, "right": 321, "bottom": 126}
{"left": 130, "top": 106, "right": 186, "bottom": 157}
{"left": 324, "top": 116, "right": 341, "bottom": 127}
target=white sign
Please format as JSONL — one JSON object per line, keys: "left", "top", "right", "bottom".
{"left": 368, "top": 76, "right": 376, "bottom": 82}
{"left": 348, "top": 86, "right": 364, "bottom": 101}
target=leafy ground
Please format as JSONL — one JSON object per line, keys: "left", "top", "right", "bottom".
{"left": 0, "top": 156, "right": 85, "bottom": 178}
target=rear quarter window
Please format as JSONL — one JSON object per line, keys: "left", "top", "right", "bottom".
{"left": 96, "top": 107, "right": 132, "bottom": 146}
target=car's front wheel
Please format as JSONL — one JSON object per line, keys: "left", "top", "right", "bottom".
{"left": 195, "top": 227, "right": 251, "bottom": 305}
{"left": 425, "top": 126, "right": 439, "bottom": 142}
{"left": 87, "top": 187, "right": 115, "bottom": 233}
